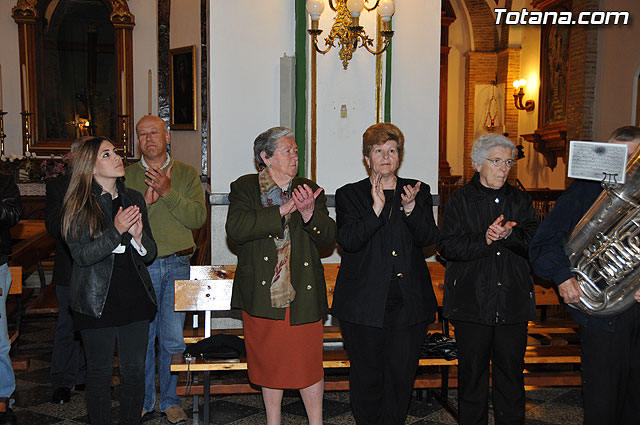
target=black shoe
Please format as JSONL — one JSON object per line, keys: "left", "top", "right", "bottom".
{"left": 51, "top": 387, "right": 71, "bottom": 404}
{"left": 74, "top": 384, "right": 85, "bottom": 392}
{"left": 0, "top": 408, "right": 17, "bottom": 425}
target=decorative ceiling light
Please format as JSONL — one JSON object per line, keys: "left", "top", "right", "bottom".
{"left": 306, "top": 0, "right": 395, "bottom": 70}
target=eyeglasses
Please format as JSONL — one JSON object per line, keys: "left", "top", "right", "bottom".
{"left": 486, "top": 158, "right": 516, "bottom": 168}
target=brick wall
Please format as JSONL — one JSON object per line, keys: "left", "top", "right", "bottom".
{"left": 566, "top": 0, "right": 600, "bottom": 144}
{"left": 457, "top": 0, "right": 600, "bottom": 188}
{"left": 463, "top": 0, "right": 500, "bottom": 52}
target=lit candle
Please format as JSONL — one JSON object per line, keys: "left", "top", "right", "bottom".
{"left": 121, "top": 70, "right": 126, "bottom": 115}
{"left": 22, "top": 64, "right": 29, "bottom": 111}
{"left": 0, "top": 64, "right": 3, "bottom": 111}
{"left": 148, "top": 69, "right": 152, "bottom": 115}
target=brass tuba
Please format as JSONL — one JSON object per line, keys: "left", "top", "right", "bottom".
{"left": 566, "top": 148, "right": 640, "bottom": 316}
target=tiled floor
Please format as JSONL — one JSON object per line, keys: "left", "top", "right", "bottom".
{"left": 10, "top": 320, "right": 585, "bottom": 424}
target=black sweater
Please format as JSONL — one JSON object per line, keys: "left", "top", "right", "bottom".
{"left": 529, "top": 179, "right": 620, "bottom": 331}
{"left": 332, "top": 177, "right": 439, "bottom": 328}
{"left": 436, "top": 173, "right": 538, "bottom": 325}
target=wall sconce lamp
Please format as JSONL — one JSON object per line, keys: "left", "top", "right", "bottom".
{"left": 513, "top": 79, "right": 535, "bottom": 112}
{"left": 306, "top": 0, "right": 395, "bottom": 70}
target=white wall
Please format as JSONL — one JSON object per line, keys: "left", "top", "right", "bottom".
{"left": 313, "top": 9, "right": 378, "bottom": 193}
{"left": 209, "top": 1, "right": 441, "bottom": 264}
{"left": 312, "top": 2, "right": 441, "bottom": 193}
{"left": 389, "top": 1, "right": 441, "bottom": 191}
{"left": 209, "top": 1, "right": 296, "bottom": 193}
{"left": 0, "top": 2, "right": 25, "bottom": 157}
{"left": 209, "top": 1, "right": 296, "bottom": 264}
{"left": 129, "top": 0, "right": 158, "bottom": 158}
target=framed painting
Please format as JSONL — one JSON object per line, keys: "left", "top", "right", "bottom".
{"left": 170, "top": 45, "right": 197, "bottom": 130}
{"left": 539, "top": 6, "right": 571, "bottom": 128}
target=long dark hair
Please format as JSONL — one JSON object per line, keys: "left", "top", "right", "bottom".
{"left": 61, "top": 137, "right": 110, "bottom": 240}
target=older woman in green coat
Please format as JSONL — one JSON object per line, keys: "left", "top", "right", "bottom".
{"left": 226, "top": 126, "right": 336, "bottom": 425}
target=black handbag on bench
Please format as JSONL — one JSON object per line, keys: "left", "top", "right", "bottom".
{"left": 184, "top": 334, "right": 246, "bottom": 362}
{"left": 420, "top": 332, "right": 457, "bottom": 361}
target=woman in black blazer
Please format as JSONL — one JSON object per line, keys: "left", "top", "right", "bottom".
{"left": 332, "top": 123, "right": 439, "bottom": 425}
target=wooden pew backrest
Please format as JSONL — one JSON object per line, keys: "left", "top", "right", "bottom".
{"left": 8, "top": 266, "right": 22, "bottom": 295}
{"left": 176, "top": 262, "right": 562, "bottom": 311}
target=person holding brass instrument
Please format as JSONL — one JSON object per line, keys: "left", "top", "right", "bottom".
{"left": 226, "top": 126, "right": 336, "bottom": 425}
{"left": 437, "top": 133, "right": 538, "bottom": 425}
{"left": 530, "top": 126, "right": 640, "bottom": 425}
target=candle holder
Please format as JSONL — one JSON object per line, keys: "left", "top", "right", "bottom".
{"left": 21, "top": 111, "right": 33, "bottom": 154}
{"left": 119, "top": 114, "right": 129, "bottom": 164}
{"left": 0, "top": 111, "right": 7, "bottom": 157}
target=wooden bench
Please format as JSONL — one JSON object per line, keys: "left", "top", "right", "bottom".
{"left": 171, "top": 263, "right": 581, "bottom": 422}
{"left": 6, "top": 266, "right": 22, "bottom": 345}
{"left": 10, "top": 220, "right": 56, "bottom": 291}
{"left": 10, "top": 220, "right": 58, "bottom": 316}
{"left": 6, "top": 220, "right": 58, "bottom": 355}
{"left": 5, "top": 265, "right": 30, "bottom": 371}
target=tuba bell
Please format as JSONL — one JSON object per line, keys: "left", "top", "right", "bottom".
{"left": 566, "top": 147, "right": 640, "bottom": 316}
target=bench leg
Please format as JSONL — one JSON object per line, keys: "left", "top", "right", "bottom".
{"left": 193, "top": 395, "right": 199, "bottom": 424}
{"left": 36, "top": 261, "right": 46, "bottom": 291}
{"left": 203, "top": 371, "right": 210, "bottom": 425}
{"left": 192, "top": 373, "right": 199, "bottom": 424}
{"left": 431, "top": 365, "right": 458, "bottom": 420}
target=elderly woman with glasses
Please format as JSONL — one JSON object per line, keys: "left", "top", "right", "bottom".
{"left": 436, "top": 133, "right": 538, "bottom": 425}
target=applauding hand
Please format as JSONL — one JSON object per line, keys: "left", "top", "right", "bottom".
{"left": 485, "top": 215, "right": 517, "bottom": 245}
{"left": 114, "top": 206, "right": 141, "bottom": 235}
{"left": 400, "top": 181, "right": 421, "bottom": 215}
{"left": 292, "top": 184, "right": 324, "bottom": 223}
{"left": 371, "top": 173, "right": 386, "bottom": 217}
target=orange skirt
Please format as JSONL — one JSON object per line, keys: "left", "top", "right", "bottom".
{"left": 242, "top": 308, "right": 323, "bottom": 389}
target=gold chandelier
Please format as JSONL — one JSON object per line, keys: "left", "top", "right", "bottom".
{"left": 306, "top": 0, "right": 395, "bottom": 70}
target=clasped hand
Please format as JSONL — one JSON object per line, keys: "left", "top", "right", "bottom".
{"left": 279, "top": 184, "right": 324, "bottom": 223}
{"left": 144, "top": 164, "right": 173, "bottom": 205}
{"left": 114, "top": 205, "right": 143, "bottom": 243}
{"left": 485, "top": 214, "right": 516, "bottom": 245}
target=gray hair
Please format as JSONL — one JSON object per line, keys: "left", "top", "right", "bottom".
{"left": 471, "top": 133, "right": 516, "bottom": 170}
{"left": 253, "top": 126, "right": 294, "bottom": 167}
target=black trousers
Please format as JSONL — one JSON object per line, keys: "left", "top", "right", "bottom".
{"left": 51, "top": 285, "right": 86, "bottom": 389}
{"left": 580, "top": 303, "right": 640, "bottom": 425}
{"left": 340, "top": 308, "right": 428, "bottom": 425}
{"left": 452, "top": 320, "right": 528, "bottom": 425}
{"left": 80, "top": 320, "right": 149, "bottom": 425}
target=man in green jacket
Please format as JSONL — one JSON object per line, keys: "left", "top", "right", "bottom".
{"left": 125, "top": 115, "right": 206, "bottom": 424}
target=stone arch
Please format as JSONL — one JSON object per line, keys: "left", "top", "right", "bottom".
{"left": 462, "top": 0, "right": 499, "bottom": 52}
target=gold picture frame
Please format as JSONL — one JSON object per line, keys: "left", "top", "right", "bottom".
{"left": 170, "top": 45, "right": 197, "bottom": 131}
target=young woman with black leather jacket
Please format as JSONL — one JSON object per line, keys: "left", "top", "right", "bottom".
{"left": 61, "top": 137, "right": 157, "bottom": 425}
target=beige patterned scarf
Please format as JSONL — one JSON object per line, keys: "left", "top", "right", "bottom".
{"left": 259, "top": 168, "right": 296, "bottom": 308}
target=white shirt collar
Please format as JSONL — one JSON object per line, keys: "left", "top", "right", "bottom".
{"left": 141, "top": 153, "right": 171, "bottom": 170}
